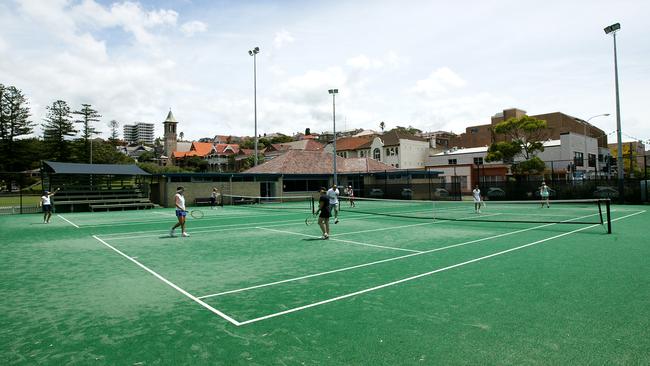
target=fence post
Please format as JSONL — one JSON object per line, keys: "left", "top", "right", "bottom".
{"left": 19, "top": 181, "right": 23, "bottom": 215}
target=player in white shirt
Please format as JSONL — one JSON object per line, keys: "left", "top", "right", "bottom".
{"left": 347, "top": 184, "right": 355, "bottom": 207}
{"left": 39, "top": 188, "right": 60, "bottom": 223}
{"left": 170, "top": 186, "right": 190, "bottom": 237}
{"left": 472, "top": 185, "right": 482, "bottom": 213}
{"left": 326, "top": 184, "right": 340, "bottom": 224}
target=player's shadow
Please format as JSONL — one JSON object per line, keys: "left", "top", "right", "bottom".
{"left": 302, "top": 238, "right": 325, "bottom": 241}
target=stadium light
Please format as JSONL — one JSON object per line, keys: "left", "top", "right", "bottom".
{"left": 328, "top": 89, "right": 339, "bottom": 186}
{"left": 603, "top": 23, "right": 624, "bottom": 198}
{"left": 249, "top": 47, "right": 260, "bottom": 166}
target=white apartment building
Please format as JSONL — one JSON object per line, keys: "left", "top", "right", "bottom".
{"left": 123, "top": 122, "right": 155, "bottom": 145}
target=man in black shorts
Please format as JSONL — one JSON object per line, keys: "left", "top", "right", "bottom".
{"left": 316, "top": 187, "right": 331, "bottom": 239}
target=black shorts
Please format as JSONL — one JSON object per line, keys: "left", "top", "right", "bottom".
{"left": 210, "top": 197, "right": 216, "bottom": 205}
{"left": 42, "top": 204, "right": 52, "bottom": 212}
{"left": 319, "top": 207, "right": 331, "bottom": 219}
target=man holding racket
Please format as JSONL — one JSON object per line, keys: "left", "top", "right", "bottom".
{"left": 170, "top": 186, "right": 190, "bottom": 237}
{"left": 316, "top": 187, "right": 331, "bottom": 239}
{"left": 210, "top": 187, "right": 220, "bottom": 210}
{"left": 472, "top": 185, "right": 482, "bottom": 214}
{"left": 326, "top": 184, "right": 340, "bottom": 224}
{"left": 540, "top": 181, "right": 551, "bottom": 208}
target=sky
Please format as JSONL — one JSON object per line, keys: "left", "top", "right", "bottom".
{"left": 1, "top": 0, "right": 649, "bottom": 145}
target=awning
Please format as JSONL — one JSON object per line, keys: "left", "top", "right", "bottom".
{"left": 42, "top": 161, "right": 150, "bottom": 176}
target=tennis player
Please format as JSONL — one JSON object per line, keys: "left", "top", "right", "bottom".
{"left": 347, "top": 184, "right": 355, "bottom": 208}
{"left": 39, "top": 188, "right": 60, "bottom": 223}
{"left": 170, "top": 186, "right": 190, "bottom": 237}
{"left": 326, "top": 184, "right": 340, "bottom": 224}
{"left": 472, "top": 185, "right": 482, "bottom": 213}
{"left": 210, "top": 187, "right": 220, "bottom": 210}
{"left": 540, "top": 181, "right": 551, "bottom": 208}
{"left": 317, "top": 187, "right": 331, "bottom": 239}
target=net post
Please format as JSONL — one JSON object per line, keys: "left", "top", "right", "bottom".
{"left": 597, "top": 199, "right": 603, "bottom": 225}
{"left": 606, "top": 199, "right": 612, "bottom": 234}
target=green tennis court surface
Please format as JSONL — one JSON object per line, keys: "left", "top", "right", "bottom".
{"left": 1, "top": 202, "right": 649, "bottom": 365}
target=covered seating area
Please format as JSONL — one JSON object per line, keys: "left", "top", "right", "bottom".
{"left": 41, "top": 161, "right": 155, "bottom": 212}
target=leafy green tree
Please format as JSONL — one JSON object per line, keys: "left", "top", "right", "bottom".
{"left": 379, "top": 121, "right": 385, "bottom": 132}
{"left": 391, "top": 125, "right": 422, "bottom": 135}
{"left": 305, "top": 128, "right": 311, "bottom": 135}
{"left": 43, "top": 100, "right": 77, "bottom": 161}
{"left": 90, "top": 139, "right": 135, "bottom": 164}
{"left": 270, "top": 135, "right": 294, "bottom": 144}
{"left": 486, "top": 115, "right": 548, "bottom": 175}
{"left": 0, "top": 85, "right": 33, "bottom": 171}
{"left": 137, "top": 150, "right": 155, "bottom": 163}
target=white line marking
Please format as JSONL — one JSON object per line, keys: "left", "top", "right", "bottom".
{"left": 57, "top": 214, "right": 80, "bottom": 228}
{"left": 257, "top": 226, "right": 423, "bottom": 253}
{"left": 197, "top": 219, "right": 559, "bottom": 299}
{"left": 91, "top": 235, "right": 240, "bottom": 326}
{"left": 234, "top": 210, "right": 645, "bottom": 325}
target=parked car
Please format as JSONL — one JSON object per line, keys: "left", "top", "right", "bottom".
{"left": 593, "top": 186, "right": 619, "bottom": 199}
{"left": 401, "top": 188, "right": 413, "bottom": 200}
{"left": 433, "top": 188, "right": 450, "bottom": 198}
{"left": 486, "top": 187, "right": 506, "bottom": 199}
{"left": 368, "top": 188, "right": 384, "bottom": 198}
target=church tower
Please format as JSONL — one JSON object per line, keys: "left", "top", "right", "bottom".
{"left": 163, "top": 110, "right": 178, "bottom": 163}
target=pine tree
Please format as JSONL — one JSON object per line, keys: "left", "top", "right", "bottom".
{"left": 43, "top": 100, "right": 77, "bottom": 161}
{"left": 73, "top": 104, "right": 101, "bottom": 162}
{"left": 0, "top": 85, "right": 33, "bottom": 170}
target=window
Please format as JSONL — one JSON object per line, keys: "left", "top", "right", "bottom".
{"left": 337, "top": 151, "right": 347, "bottom": 158}
{"left": 574, "top": 152, "right": 584, "bottom": 167}
{"left": 470, "top": 128, "right": 479, "bottom": 134}
{"left": 386, "top": 148, "right": 390, "bottom": 156}
{"left": 359, "top": 150, "right": 365, "bottom": 158}
{"left": 448, "top": 159, "right": 457, "bottom": 165}
{"left": 395, "top": 147, "right": 399, "bottom": 155}
{"left": 588, "top": 153, "right": 596, "bottom": 167}
{"left": 473, "top": 157, "right": 483, "bottom": 165}
{"left": 373, "top": 148, "right": 380, "bottom": 160}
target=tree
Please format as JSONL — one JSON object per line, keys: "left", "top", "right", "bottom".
{"left": 73, "top": 104, "right": 101, "bottom": 162}
{"left": 392, "top": 125, "right": 422, "bottom": 135}
{"left": 43, "top": 100, "right": 77, "bottom": 161}
{"left": 0, "top": 85, "right": 33, "bottom": 171}
{"left": 108, "top": 119, "right": 120, "bottom": 145}
{"left": 179, "top": 131, "right": 184, "bottom": 141}
{"left": 271, "top": 135, "right": 294, "bottom": 144}
{"left": 379, "top": 121, "right": 385, "bottom": 132}
{"left": 305, "top": 128, "right": 311, "bottom": 135}
{"left": 486, "top": 115, "right": 548, "bottom": 175}
{"left": 137, "top": 150, "right": 155, "bottom": 163}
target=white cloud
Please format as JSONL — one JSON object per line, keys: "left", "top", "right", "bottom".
{"left": 409, "top": 67, "right": 467, "bottom": 98}
{"left": 273, "top": 30, "right": 295, "bottom": 48}
{"left": 347, "top": 55, "right": 383, "bottom": 70}
{"left": 181, "top": 20, "right": 207, "bottom": 36}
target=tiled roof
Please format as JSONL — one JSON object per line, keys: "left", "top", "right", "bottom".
{"left": 334, "top": 135, "right": 375, "bottom": 151}
{"left": 214, "top": 144, "right": 240, "bottom": 155}
{"left": 244, "top": 150, "right": 396, "bottom": 174}
{"left": 270, "top": 140, "right": 324, "bottom": 152}
{"left": 381, "top": 130, "right": 428, "bottom": 146}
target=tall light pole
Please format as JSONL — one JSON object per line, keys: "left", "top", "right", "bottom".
{"left": 248, "top": 46, "right": 260, "bottom": 166}
{"left": 604, "top": 23, "right": 623, "bottom": 197}
{"left": 328, "top": 89, "right": 339, "bottom": 186}
{"left": 580, "top": 113, "right": 610, "bottom": 177}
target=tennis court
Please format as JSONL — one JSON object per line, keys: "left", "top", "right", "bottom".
{"left": 1, "top": 198, "right": 649, "bottom": 365}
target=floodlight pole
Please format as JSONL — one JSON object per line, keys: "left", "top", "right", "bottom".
{"left": 604, "top": 23, "right": 623, "bottom": 200}
{"left": 249, "top": 47, "right": 260, "bottom": 166}
{"left": 329, "top": 89, "right": 339, "bottom": 186}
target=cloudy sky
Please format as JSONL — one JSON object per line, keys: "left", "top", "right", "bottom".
{"left": 1, "top": 0, "right": 648, "bottom": 144}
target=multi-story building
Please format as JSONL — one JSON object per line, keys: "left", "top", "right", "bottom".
{"left": 427, "top": 132, "right": 599, "bottom": 192}
{"left": 123, "top": 122, "right": 155, "bottom": 145}
{"left": 325, "top": 130, "right": 429, "bottom": 169}
{"left": 608, "top": 140, "right": 647, "bottom": 177}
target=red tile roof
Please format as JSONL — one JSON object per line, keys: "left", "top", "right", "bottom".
{"left": 244, "top": 150, "right": 396, "bottom": 174}
{"left": 334, "top": 135, "right": 375, "bottom": 151}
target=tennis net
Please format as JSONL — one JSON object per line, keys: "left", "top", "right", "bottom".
{"left": 339, "top": 196, "right": 611, "bottom": 231}
{"left": 221, "top": 194, "right": 314, "bottom": 213}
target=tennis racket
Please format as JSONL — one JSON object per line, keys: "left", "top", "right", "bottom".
{"left": 305, "top": 213, "right": 317, "bottom": 226}
{"left": 190, "top": 209, "right": 204, "bottom": 219}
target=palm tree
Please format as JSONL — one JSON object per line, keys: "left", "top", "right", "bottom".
{"left": 379, "top": 121, "right": 385, "bottom": 133}
{"left": 179, "top": 131, "right": 184, "bottom": 141}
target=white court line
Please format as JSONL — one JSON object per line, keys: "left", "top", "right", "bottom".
{"left": 235, "top": 210, "right": 645, "bottom": 326}
{"left": 57, "top": 214, "right": 80, "bottom": 228}
{"left": 92, "top": 235, "right": 241, "bottom": 326}
{"left": 258, "top": 226, "right": 423, "bottom": 253}
{"left": 198, "top": 219, "right": 559, "bottom": 299}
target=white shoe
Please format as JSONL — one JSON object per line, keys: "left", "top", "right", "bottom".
{"left": 182, "top": 232, "right": 190, "bottom": 237}
{"left": 323, "top": 234, "right": 329, "bottom": 240}
{"left": 170, "top": 229, "right": 175, "bottom": 237}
